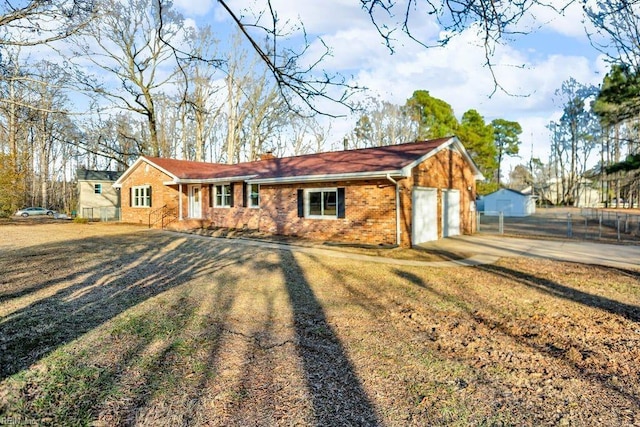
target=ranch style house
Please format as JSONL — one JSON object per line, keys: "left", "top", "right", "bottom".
{"left": 113, "top": 136, "right": 483, "bottom": 247}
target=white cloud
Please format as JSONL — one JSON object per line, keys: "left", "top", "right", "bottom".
{"left": 173, "top": 0, "right": 215, "bottom": 16}
{"left": 184, "top": 1, "right": 605, "bottom": 168}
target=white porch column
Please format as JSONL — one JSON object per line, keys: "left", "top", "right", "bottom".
{"left": 179, "top": 183, "right": 183, "bottom": 220}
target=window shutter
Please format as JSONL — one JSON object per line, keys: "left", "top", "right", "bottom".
{"left": 243, "top": 182, "right": 248, "bottom": 207}
{"left": 229, "top": 183, "right": 235, "bottom": 207}
{"left": 148, "top": 186, "right": 152, "bottom": 207}
{"left": 297, "top": 189, "right": 304, "bottom": 217}
{"left": 337, "top": 187, "right": 346, "bottom": 218}
{"left": 129, "top": 187, "right": 133, "bottom": 207}
{"left": 209, "top": 185, "right": 214, "bottom": 208}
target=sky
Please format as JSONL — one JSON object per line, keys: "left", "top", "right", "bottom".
{"left": 176, "top": 0, "right": 608, "bottom": 177}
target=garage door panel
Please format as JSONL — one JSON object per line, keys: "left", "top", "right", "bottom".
{"left": 442, "top": 189, "right": 460, "bottom": 237}
{"left": 412, "top": 187, "right": 437, "bottom": 244}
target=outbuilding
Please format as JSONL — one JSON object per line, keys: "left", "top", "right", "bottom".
{"left": 482, "top": 188, "right": 535, "bottom": 217}
{"left": 113, "top": 137, "right": 484, "bottom": 247}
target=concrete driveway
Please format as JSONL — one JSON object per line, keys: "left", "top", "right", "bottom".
{"left": 419, "top": 234, "right": 640, "bottom": 269}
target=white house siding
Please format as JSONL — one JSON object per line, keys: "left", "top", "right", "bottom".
{"left": 482, "top": 189, "right": 535, "bottom": 217}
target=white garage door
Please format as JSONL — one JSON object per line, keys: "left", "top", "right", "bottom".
{"left": 412, "top": 187, "right": 438, "bottom": 244}
{"left": 442, "top": 189, "right": 461, "bottom": 237}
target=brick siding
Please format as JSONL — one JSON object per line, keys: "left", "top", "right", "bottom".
{"left": 121, "top": 148, "right": 477, "bottom": 246}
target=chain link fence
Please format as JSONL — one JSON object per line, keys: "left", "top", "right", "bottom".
{"left": 81, "top": 207, "right": 121, "bottom": 222}
{"left": 478, "top": 207, "right": 640, "bottom": 243}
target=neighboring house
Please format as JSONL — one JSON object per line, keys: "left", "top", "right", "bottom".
{"left": 113, "top": 137, "right": 484, "bottom": 247}
{"left": 77, "top": 169, "right": 122, "bottom": 220}
{"left": 481, "top": 188, "right": 536, "bottom": 217}
{"left": 533, "top": 177, "right": 601, "bottom": 207}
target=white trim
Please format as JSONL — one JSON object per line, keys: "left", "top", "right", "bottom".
{"left": 400, "top": 137, "right": 484, "bottom": 180}
{"left": 165, "top": 175, "right": 256, "bottom": 185}
{"left": 188, "top": 184, "right": 202, "bottom": 218}
{"left": 213, "top": 183, "right": 232, "bottom": 208}
{"left": 131, "top": 185, "right": 151, "bottom": 208}
{"left": 305, "top": 187, "right": 338, "bottom": 219}
{"left": 248, "top": 183, "right": 260, "bottom": 208}
{"left": 113, "top": 157, "right": 179, "bottom": 188}
{"left": 178, "top": 183, "right": 183, "bottom": 220}
{"left": 249, "top": 170, "right": 403, "bottom": 185}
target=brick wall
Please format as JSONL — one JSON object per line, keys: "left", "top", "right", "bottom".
{"left": 122, "top": 149, "right": 477, "bottom": 246}
{"left": 202, "top": 183, "right": 261, "bottom": 230}
{"left": 120, "top": 162, "right": 178, "bottom": 225}
{"left": 258, "top": 180, "right": 397, "bottom": 245}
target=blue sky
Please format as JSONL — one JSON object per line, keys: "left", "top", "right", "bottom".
{"left": 174, "top": 0, "right": 607, "bottom": 176}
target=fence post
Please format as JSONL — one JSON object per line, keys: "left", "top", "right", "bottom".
{"left": 617, "top": 214, "right": 621, "bottom": 241}
{"left": 477, "top": 211, "right": 481, "bottom": 232}
{"left": 567, "top": 213, "right": 572, "bottom": 238}
{"left": 598, "top": 213, "right": 602, "bottom": 239}
{"left": 499, "top": 211, "right": 504, "bottom": 235}
{"left": 584, "top": 217, "right": 588, "bottom": 239}
{"left": 625, "top": 214, "right": 629, "bottom": 233}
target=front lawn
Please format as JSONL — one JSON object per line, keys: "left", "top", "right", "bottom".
{"left": 1, "top": 223, "right": 639, "bottom": 425}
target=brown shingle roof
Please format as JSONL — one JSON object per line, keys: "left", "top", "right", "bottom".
{"left": 144, "top": 138, "right": 457, "bottom": 182}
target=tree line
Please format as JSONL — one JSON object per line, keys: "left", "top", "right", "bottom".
{"left": 0, "top": 0, "right": 639, "bottom": 215}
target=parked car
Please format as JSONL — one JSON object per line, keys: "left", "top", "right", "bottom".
{"left": 15, "top": 207, "right": 55, "bottom": 217}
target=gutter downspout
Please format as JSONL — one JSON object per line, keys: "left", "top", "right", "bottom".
{"left": 386, "top": 174, "right": 401, "bottom": 246}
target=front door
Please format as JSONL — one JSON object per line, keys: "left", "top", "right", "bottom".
{"left": 188, "top": 185, "right": 201, "bottom": 218}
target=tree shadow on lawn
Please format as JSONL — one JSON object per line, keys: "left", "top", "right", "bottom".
{"left": 478, "top": 263, "right": 640, "bottom": 323}
{"left": 0, "top": 232, "right": 251, "bottom": 382}
{"left": 277, "top": 250, "right": 381, "bottom": 426}
{"left": 392, "top": 266, "right": 640, "bottom": 408}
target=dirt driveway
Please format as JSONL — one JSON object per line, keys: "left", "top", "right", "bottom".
{"left": 1, "top": 221, "right": 639, "bottom": 426}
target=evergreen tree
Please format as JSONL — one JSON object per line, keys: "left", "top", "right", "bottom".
{"left": 406, "top": 90, "right": 458, "bottom": 139}
{"left": 457, "top": 109, "right": 497, "bottom": 194}
{"left": 492, "top": 119, "right": 523, "bottom": 186}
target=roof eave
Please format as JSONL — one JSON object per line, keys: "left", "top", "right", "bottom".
{"left": 400, "top": 136, "right": 484, "bottom": 181}
{"left": 248, "top": 170, "right": 405, "bottom": 185}
{"left": 113, "top": 157, "right": 180, "bottom": 188}
{"left": 164, "top": 175, "right": 258, "bottom": 185}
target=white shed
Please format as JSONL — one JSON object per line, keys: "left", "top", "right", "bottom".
{"left": 482, "top": 188, "right": 535, "bottom": 217}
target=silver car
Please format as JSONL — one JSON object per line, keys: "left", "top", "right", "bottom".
{"left": 15, "top": 207, "right": 55, "bottom": 217}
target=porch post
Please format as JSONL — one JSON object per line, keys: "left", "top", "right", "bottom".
{"left": 179, "top": 183, "right": 183, "bottom": 220}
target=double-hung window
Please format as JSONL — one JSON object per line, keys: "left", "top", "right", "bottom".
{"left": 215, "top": 184, "right": 232, "bottom": 207}
{"left": 306, "top": 188, "right": 338, "bottom": 218}
{"left": 132, "top": 185, "right": 151, "bottom": 207}
{"left": 248, "top": 184, "right": 260, "bottom": 208}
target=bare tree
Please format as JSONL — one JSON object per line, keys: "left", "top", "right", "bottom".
{"left": 585, "top": 1, "right": 640, "bottom": 70}
{"left": 74, "top": 0, "right": 183, "bottom": 156}
{"left": 346, "top": 97, "right": 417, "bottom": 148}
{"left": 0, "top": 0, "right": 94, "bottom": 48}
{"left": 176, "top": 25, "right": 224, "bottom": 162}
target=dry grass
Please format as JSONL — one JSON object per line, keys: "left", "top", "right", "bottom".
{"left": 0, "top": 222, "right": 639, "bottom": 426}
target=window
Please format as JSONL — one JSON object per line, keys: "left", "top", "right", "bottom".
{"left": 306, "top": 188, "right": 338, "bottom": 218}
{"left": 249, "top": 184, "right": 260, "bottom": 208}
{"left": 131, "top": 186, "right": 151, "bottom": 207}
{"left": 94, "top": 183, "right": 102, "bottom": 194}
{"left": 215, "top": 184, "right": 232, "bottom": 207}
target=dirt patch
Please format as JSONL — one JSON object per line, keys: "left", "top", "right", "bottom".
{"left": 0, "top": 222, "right": 639, "bottom": 426}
